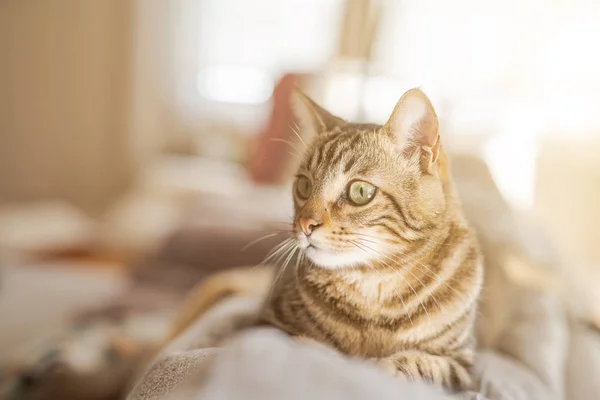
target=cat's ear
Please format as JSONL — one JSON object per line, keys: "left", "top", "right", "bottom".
{"left": 384, "top": 88, "right": 440, "bottom": 163}
{"left": 291, "top": 89, "right": 346, "bottom": 137}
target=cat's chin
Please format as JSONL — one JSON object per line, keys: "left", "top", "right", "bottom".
{"left": 304, "top": 246, "right": 372, "bottom": 270}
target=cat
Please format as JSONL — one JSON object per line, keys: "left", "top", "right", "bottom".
{"left": 169, "top": 88, "right": 484, "bottom": 393}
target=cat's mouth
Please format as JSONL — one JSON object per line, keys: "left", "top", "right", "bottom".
{"left": 295, "top": 233, "right": 379, "bottom": 269}
{"left": 304, "top": 243, "right": 330, "bottom": 257}
{"left": 303, "top": 241, "right": 322, "bottom": 253}
{"left": 303, "top": 245, "right": 368, "bottom": 269}
{"left": 297, "top": 235, "right": 328, "bottom": 254}
{"left": 298, "top": 236, "right": 326, "bottom": 253}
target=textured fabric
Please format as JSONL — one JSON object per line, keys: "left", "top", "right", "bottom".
{"left": 129, "top": 348, "right": 217, "bottom": 400}
{"left": 187, "top": 329, "right": 452, "bottom": 400}
{"left": 127, "top": 285, "right": 599, "bottom": 400}
{"left": 472, "top": 351, "right": 553, "bottom": 400}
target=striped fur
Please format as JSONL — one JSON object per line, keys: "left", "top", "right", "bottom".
{"left": 257, "top": 89, "right": 483, "bottom": 393}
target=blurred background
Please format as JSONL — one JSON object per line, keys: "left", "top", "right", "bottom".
{"left": 1, "top": 0, "right": 600, "bottom": 399}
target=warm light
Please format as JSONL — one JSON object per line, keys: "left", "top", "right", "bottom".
{"left": 484, "top": 130, "right": 540, "bottom": 211}
{"left": 197, "top": 66, "right": 274, "bottom": 105}
{"left": 323, "top": 73, "right": 364, "bottom": 119}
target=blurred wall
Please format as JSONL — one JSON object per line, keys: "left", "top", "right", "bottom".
{"left": 535, "top": 137, "right": 600, "bottom": 270}
{"left": 0, "top": 0, "right": 134, "bottom": 214}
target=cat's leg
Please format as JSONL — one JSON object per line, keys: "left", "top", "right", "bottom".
{"left": 375, "top": 349, "right": 474, "bottom": 392}
{"left": 291, "top": 335, "right": 321, "bottom": 346}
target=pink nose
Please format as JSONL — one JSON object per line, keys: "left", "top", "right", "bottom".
{"left": 299, "top": 217, "right": 322, "bottom": 236}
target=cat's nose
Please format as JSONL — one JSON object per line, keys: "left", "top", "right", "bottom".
{"left": 299, "top": 217, "right": 322, "bottom": 236}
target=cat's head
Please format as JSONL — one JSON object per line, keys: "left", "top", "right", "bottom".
{"left": 291, "top": 88, "right": 450, "bottom": 269}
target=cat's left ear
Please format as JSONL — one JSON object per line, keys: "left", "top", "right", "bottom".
{"left": 291, "top": 89, "right": 346, "bottom": 138}
{"left": 384, "top": 88, "right": 440, "bottom": 163}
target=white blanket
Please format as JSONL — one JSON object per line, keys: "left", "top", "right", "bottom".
{"left": 127, "top": 288, "right": 600, "bottom": 400}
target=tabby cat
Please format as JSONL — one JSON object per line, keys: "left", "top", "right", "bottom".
{"left": 171, "top": 88, "right": 483, "bottom": 393}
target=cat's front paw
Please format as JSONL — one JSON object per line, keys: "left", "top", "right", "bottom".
{"left": 371, "top": 357, "right": 410, "bottom": 380}
{"left": 292, "top": 335, "right": 320, "bottom": 346}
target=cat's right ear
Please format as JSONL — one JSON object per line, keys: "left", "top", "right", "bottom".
{"left": 291, "top": 89, "right": 346, "bottom": 138}
{"left": 384, "top": 88, "right": 440, "bottom": 163}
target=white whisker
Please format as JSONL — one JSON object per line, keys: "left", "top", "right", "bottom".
{"left": 272, "top": 241, "right": 296, "bottom": 267}
{"left": 349, "top": 240, "right": 413, "bottom": 326}
{"left": 289, "top": 123, "right": 307, "bottom": 148}
{"left": 348, "top": 231, "right": 464, "bottom": 302}
{"left": 254, "top": 238, "right": 294, "bottom": 269}
{"left": 353, "top": 239, "right": 431, "bottom": 324}
{"left": 392, "top": 252, "right": 466, "bottom": 301}
{"left": 274, "top": 245, "right": 297, "bottom": 286}
{"left": 270, "top": 137, "right": 302, "bottom": 154}
{"left": 242, "top": 232, "right": 287, "bottom": 251}
{"left": 356, "top": 241, "right": 444, "bottom": 315}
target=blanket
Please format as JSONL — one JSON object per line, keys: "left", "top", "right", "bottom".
{"left": 127, "top": 290, "right": 599, "bottom": 400}
{"left": 127, "top": 154, "right": 600, "bottom": 399}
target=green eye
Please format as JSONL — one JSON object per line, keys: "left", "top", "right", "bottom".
{"left": 348, "top": 181, "right": 376, "bottom": 205}
{"left": 296, "top": 176, "right": 312, "bottom": 199}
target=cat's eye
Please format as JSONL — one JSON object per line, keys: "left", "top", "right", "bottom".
{"left": 296, "top": 176, "right": 313, "bottom": 199}
{"left": 348, "top": 181, "right": 376, "bottom": 205}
